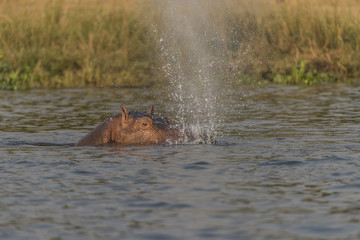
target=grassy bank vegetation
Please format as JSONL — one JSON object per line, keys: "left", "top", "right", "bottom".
{"left": 0, "top": 0, "right": 155, "bottom": 90}
{"left": 224, "top": 0, "right": 360, "bottom": 85}
{"left": 267, "top": 0, "right": 360, "bottom": 85}
{"left": 0, "top": 0, "right": 359, "bottom": 90}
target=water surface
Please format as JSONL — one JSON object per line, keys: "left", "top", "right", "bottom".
{"left": 1, "top": 85, "right": 360, "bottom": 240}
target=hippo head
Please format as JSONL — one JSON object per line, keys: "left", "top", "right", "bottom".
{"left": 115, "top": 106, "right": 188, "bottom": 145}
{"left": 75, "top": 105, "right": 195, "bottom": 147}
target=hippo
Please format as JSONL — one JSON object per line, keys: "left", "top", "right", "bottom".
{"left": 75, "top": 106, "right": 191, "bottom": 146}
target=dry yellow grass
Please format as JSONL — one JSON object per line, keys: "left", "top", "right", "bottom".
{"left": 221, "top": 0, "right": 360, "bottom": 81}
{"left": 266, "top": 0, "right": 360, "bottom": 77}
{"left": 0, "top": 0, "right": 155, "bottom": 89}
{"left": 0, "top": 0, "right": 359, "bottom": 89}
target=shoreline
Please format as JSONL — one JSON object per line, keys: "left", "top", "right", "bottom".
{"left": 1, "top": 0, "right": 359, "bottom": 90}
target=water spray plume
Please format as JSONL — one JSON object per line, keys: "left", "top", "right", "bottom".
{"left": 153, "top": 0, "right": 230, "bottom": 144}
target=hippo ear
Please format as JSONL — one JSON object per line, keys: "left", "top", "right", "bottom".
{"left": 148, "top": 106, "right": 154, "bottom": 115}
{"left": 121, "top": 106, "right": 128, "bottom": 121}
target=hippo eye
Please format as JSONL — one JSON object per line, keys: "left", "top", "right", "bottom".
{"left": 141, "top": 121, "right": 149, "bottom": 128}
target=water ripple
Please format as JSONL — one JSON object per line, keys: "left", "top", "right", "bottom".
{"left": 1, "top": 86, "right": 360, "bottom": 240}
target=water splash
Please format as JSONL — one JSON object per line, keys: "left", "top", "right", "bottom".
{"left": 154, "top": 0, "right": 229, "bottom": 143}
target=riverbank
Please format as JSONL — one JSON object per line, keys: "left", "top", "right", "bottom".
{"left": 0, "top": 0, "right": 359, "bottom": 90}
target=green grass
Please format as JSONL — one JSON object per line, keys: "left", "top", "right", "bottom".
{"left": 273, "top": 60, "right": 337, "bottom": 86}
{"left": 222, "top": 0, "right": 360, "bottom": 85}
{"left": 0, "top": 0, "right": 359, "bottom": 90}
{"left": 0, "top": 0, "right": 157, "bottom": 90}
{"left": 264, "top": 0, "right": 360, "bottom": 81}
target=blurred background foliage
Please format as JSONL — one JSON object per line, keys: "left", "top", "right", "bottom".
{"left": 0, "top": 0, "right": 359, "bottom": 89}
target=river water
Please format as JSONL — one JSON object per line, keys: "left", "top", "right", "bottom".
{"left": 1, "top": 84, "right": 360, "bottom": 240}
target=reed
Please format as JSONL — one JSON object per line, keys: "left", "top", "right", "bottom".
{"left": 222, "top": 0, "right": 360, "bottom": 85}
{"left": 265, "top": 0, "right": 360, "bottom": 84}
{"left": 0, "top": 0, "right": 359, "bottom": 89}
{"left": 0, "top": 0, "right": 155, "bottom": 90}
